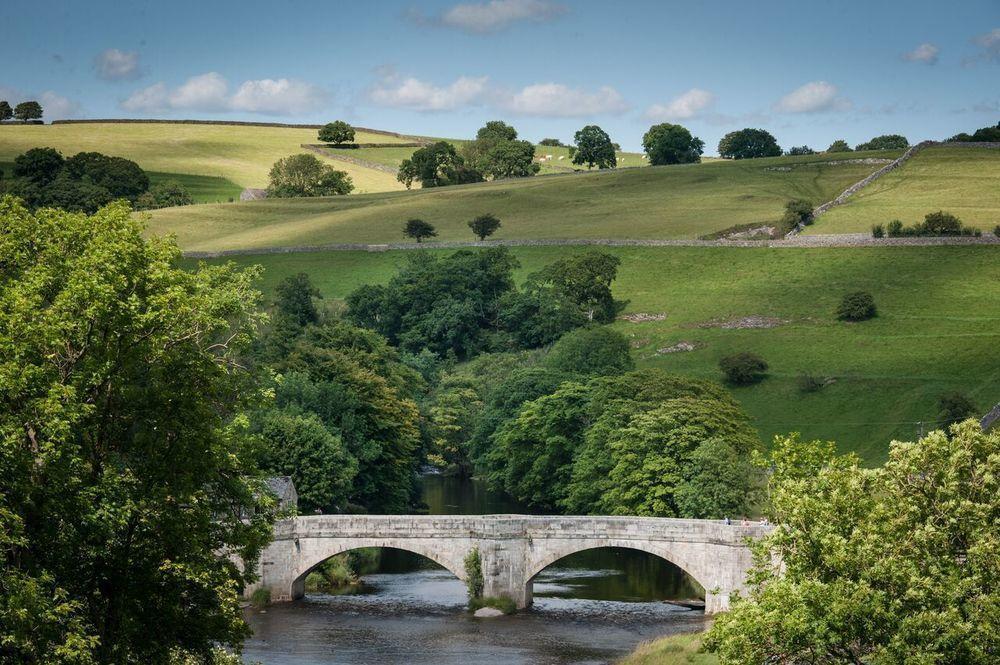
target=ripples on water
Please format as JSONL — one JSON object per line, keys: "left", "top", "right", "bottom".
{"left": 244, "top": 567, "right": 707, "bottom": 665}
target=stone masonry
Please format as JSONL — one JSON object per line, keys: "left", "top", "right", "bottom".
{"left": 245, "top": 515, "right": 771, "bottom": 614}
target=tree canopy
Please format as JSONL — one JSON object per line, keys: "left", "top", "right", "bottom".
{"left": 855, "top": 133, "right": 909, "bottom": 151}
{"left": 826, "top": 139, "right": 852, "bottom": 152}
{"left": 397, "top": 141, "right": 482, "bottom": 189}
{"left": 718, "top": 128, "right": 782, "bottom": 159}
{"left": 267, "top": 153, "right": 353, "bottom": 197}
{"left": 463, "top": 120, "right": 539, "bottom": 180}
{"left": 0, "top": 196, "right": 274, "bottom": 662}
{"left": 468, "top": 213, "right": 501, "bottom": 240}
{"left": 572, "top": 125, "right": 617, "bottom": 169}
{"left": 13, "top": 100, "right": 42, "bottom": 121}
{"left": 705, "top": 423, "right": 999, "bottom": 663}
{"left": 318, "top": 120, "right": 355, "bottom": 145}
{"left": 642, "top": 123, "right": 705, "bottom": 165}
{"left": 404, "top": 218, "right": 437, "bottom": 242}
{"left": 0, "top": 100, "right": 12, "bottom": 121}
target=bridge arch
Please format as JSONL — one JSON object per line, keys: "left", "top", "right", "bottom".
{"left": 527, "top": 539, "right": 713, "bottom": 597}
{"left": 289, "top": 537, "right": 468, "bottom": 600}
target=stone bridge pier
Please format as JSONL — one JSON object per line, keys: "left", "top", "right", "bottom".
{"left": 246, "top": 515, "right": 771, "bottom": 614}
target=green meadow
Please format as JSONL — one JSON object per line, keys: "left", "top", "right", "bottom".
{"left": 151, "top": 150, "right": 899, "bottom": 251}
{"left": 182, "top": 244, "right": 1000, "bottom": 464}
{"left": 808, "top": 145, "right": 1000, "bottom": 233}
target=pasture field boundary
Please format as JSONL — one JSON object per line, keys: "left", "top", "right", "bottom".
{"left": 181, "top": 232, "right": 999, "bottom": 258}
{"left": 300, "top": 144, "right": 402, "bottom": 174}
{"left": 49, "top": 118, "right": 422, "bottom": 141}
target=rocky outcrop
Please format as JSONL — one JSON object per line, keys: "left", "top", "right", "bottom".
{"left": 239, "top": 188, "right": 267, "bottom": 201}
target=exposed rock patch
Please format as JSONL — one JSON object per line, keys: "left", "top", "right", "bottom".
{"left": 240, "top": 188, "right": 267, "bottom": 201}
{"left": 657, "top": 341, "right": 703, "bottom": 354}
{"left": 698, "top": 315, "right": 786, "bottom": 330}
{"left": 474, "top": 607, "right": 505, "bottom": 618}
{"left": 619, "top": 312, "right": 667, "bottom": 323}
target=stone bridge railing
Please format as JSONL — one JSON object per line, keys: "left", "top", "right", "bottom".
{"left": 248, "top": 514, "right": 772, "bottom": 614}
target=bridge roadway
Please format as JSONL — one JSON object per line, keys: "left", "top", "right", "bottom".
{"left": 246, "top": 514, "right": 771, "bottom": 614}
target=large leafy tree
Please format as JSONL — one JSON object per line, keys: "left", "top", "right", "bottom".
{"left": 529, "top": 251, "right": 627, "bottom": 322}
{"left": 397, "top": 141, "right": 482, "bottom": 189}
{"left": 317, "top": 120, "right": 355, "bottom": 145}
{"left": 463, "top": 121, "right": 539, "bottom": 180}
{"left": 705, "top": 423, "right": 1000, "bottom": 663}
{"left": 572, "top": 125, "right": 617, "bottom": 169}
{"left": 13, "top": 100, "right": 42, "bottom": 121}
{"left": 717, "top": 128, "right": 782, "bottom": 159}
{"left": 0, "top": 100, "right": 12, "bottom": 121}
{"left": 468, "top": 213, "right": 501, "bottom": 241}
{"left": 0, "top": 197, "right": 274, "bottom": 663}
{"left": 642, "top": 123, "right": 705, "bottom": 165}
{"left": 12, "top": 146, "right": 65, "bottom": 184}
{"left": 855, "top": 133, "right": 909, "bottom": 151}
{"left": 267, "top": 154, "right": 353, "bottom": 197}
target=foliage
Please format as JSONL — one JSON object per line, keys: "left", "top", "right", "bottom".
{"left": 0, "top": 100, "right": 12, "bottom": 121}
{"left": 786, "top": 145, "right": 815, "bottom": 155}
{"left": 65, "top": 151, "right": 149, "bottom": 199}
{"left": 781, "top": 198, "right": 814, "bottom": 228}
{"left": 274, "top": 272, "right": 322, "bottom": 326}
{"left": 254, "top": 408, "right": 358, "bottom": 514}
{"left": 249, "top": 588, "right": 271, "bottom": 610}
{"left": 397, "top": 141, "right": 482, "bottom": 189}
{"left": 403, "top": 217, "right": 437, "bottom": 243}
{"left": 12, "top": 146, "right": 64, "bottom": 183}
{"left": 619, "top": 632, "right": 718, "bottom": 665}
{"left": 464, "top": 120, "right": 539, "bottom": 180}
{"left": 642, "top": 123, "right": 704, "bottom": 165}
{"left": 267, "top": 153, "right": 353, "bottom": 197}
{"left": 884, "top": 210, "right": 979, "bottom": 237}
{"left": 468, "top": 595, "right": 517, "bottom": 614}
{"left": 528, "top": 251, "right": 627, "bottom": 323}
{"left": 464, "top": 548, "right": 484, "bottom": 600}
{"left": 855, "top": 133, "right": 909, "bottom": 151}
{"left": 948, "top": 122, "right": 1000, "bottom": 142}
{"left": 675, "top": 438, "right": 759, "bottom": 519}
{"left": 468, "top": 212, "right": 501, "bottom": 240}
{"left": 717, "top": 128, "right": 781, "bottom": 159}
{"left": 572, "top": 124, "right": 617, "bottom": 169}
{"left": 719, "top": 352, "right": 768, "bottom": 385}
{"left": 937, "top": 391, "right": 977, "bottom": 428}
{"left": 544, "top": 326, "right": 634, "bottom": 376}
{"left": 426, "top": 377, "right": 484, "bottom": 474}
{"left": 318, "top": 120, "right": 355, "bottom": 145}
{"left": 705, "top": 424, "right": 1000, "bottom": 663}
{"left": 135, "top": 180, "right": 195, "bottom": 210}
{"left": 538, "top": 138, "right": 564, "bottom": 147}
{"left": 13, "top": 100, "right": 43, "bottom": 121}
{"left": 0, "top": 197, "right": 274, "bottom": 662}
{"left": 871, "top": 223, "right": 885, "bottom": 238}
{"left": 826, "top": 139, "right": 852, "bottom": 152}
{"left": 836, "top": 290, "right": 877, "bottom": 321}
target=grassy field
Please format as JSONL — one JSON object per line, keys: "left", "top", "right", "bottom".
{"left": 0, "top": 122, "right": 409, "bottom": 194}
{"left": 618, "top": 632, "right": 717, "bottom": 665}
{"left": 807, "top": 145, "right": 1000, "bottom": 234}
{"left": 180, "top": 244, "right": 1000, "bottom": 464}
{"left": 151, "top": 150, "right": 899, "bottom": 251}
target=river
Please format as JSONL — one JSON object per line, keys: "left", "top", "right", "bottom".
{"left": 242, "top": 475, "right": 707, "bottom": 664}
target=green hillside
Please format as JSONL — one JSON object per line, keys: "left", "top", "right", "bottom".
{"left": 0, "top": 122, "right": 411, "bottom": 196}
{"left": 183, "top": 244, "right": 1000, "bottom": 464}
{"left": 151, "top": 150, "right": 899, "bottom": 251}
{"left": 807, "top": 145, "right": 1000, "bottom": 234}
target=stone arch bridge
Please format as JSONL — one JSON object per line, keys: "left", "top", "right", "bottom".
{"left": 247, "top": 515, "right": 770, "bottom": 613}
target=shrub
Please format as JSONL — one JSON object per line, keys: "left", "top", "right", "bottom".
{"left": 403, "top": 218, "right": 437, "bottom": 243}
{"left": 786, "top": 145, "right": 815, "bottom": 156}
{"left": 469, "top": 213, "right": 501, "bottom": 240}
{"left": 923, "top": 210, "right": 963, "bottom": 235}
{"left": 826, "top": 139, "right": 852, "bottom": 153}
{"left": 937, "top": 392, "right": 977, "bottom": 428}
{"left": 855, "top": 134, "right": 909, "bottom": 151}
{"left": 782, "top": 199, "right": 814, "bottom": 227}
{"left": 719, "top": 353, "right": 768, "bottom": 385}
{"left": 886, "top": 220, "right": 904, "bottom": 237}
{"left": 837, "top": 291, "right": 877, "bottom": 321}
{"left": 994, "top": 225, "right": 1000, "bottom": 237}
{"left": 871, "top": 224, "right": 885, "bottom": 238}
{"left": 464, "top": 548, "right": 484, "bottom": 601}
{"left": 250, "top": 587, "right": 271, "bottom": 610}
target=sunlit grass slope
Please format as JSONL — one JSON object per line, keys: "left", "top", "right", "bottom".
{"left": 152, "top": 150, "right": 898, "bottom": 251}
{"left": 181, "top": 244, "right": 1000, "bottom": 464}
{"left": 807, "top": 145, "right": 1000, "bottom": 234}
{"left": 0, "top": 122, "right": 409, "bottom": 194}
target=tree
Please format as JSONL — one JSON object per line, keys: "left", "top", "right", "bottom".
{"left": 255, "top": 408, "right": 357, "bottom": 514}
{"left": 144, "top": 180, "right": 195, "bottom": 208}
{"left": 719, "top": 352, "right": 768, "bottom": 385}
{"left": 781, "top": 198, "right": 814, "bottom": 228}
{"left": 544, "top": 326, "right": 634, "bottom": 375}
{"left": 13, "top": 100, "right": 43, "bottom": 121}
{"left": 786, "top": 145, "right": 815, "bottom": 155}
{"left": 464, "top": 121, "right": 539, "bottom": 180}
{"left": 718, "top": 128, "right": 781, "bottom": 159}
{"left": 12, "top": 146, "right": 65, "bottom": 184}
{"left": 468, "top": 213, "right": 501, "bottom": 240}
{"left": 826, "top": 139, "right": 852, "bottom": 152}
{"left": 0, "top": 197, "right": 274, "bottom": 662}
{"left": 397, "top": 141, "right": 482, "bottom": 189}
{"left": 675, "top": 438, "right": 758, "bottom": 518}
{"left": 538, "top": 138, "right": 564, "bottom": 147}
{"left": 923, "top": 210, "right": 963, "bottom": 235}
{"left": 65, "top": 152, "right": 149, "bottom": 199}
{"left": 856, "top": 134, "right": 909, "bottom": 151}
{"left": 0, "top": 101, "right": 12, "bottom": 121}
{"left": 404, "top": 218, "right": 437, "bottom": 243}
{"left": 267, "top": 154, "right": 353, "bottom": 197}
{"left": 274, "top": 272, "right": 322, "bottom": 326}
{"left": 318, "top": 120, "right": 355, "bottom": 145}
{"left": 938, "top": 392, "right": 977, "bottom": 428}
{"left": 837, "top": 291, "right": 877, "bottom": 321}
{"left": 529, "top": 251, "right": 627, "bottom": 322}
{"left": 572, "top": 124, "right": 617, "bottom": 169}
{"left": 705, "top": 424, "right": 999, "bottom": 663}
{"left": 498, "top": 285, "right": 587, "bottom": 349}
{"left": 642, "top": 123, "right": 704, "bottom": 165}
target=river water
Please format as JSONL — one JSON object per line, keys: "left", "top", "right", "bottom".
{"left": 242, "top": 475, "right": 707, "bottom": 664}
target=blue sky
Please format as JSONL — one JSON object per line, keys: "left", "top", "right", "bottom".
{"left": 2, "top": 0, "right": 997, "bottom": 152}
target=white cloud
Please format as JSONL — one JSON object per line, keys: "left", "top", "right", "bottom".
{"left": 502, "top": 83, "right": 627, "bottom": 117}
{"left": 773, "top": 81, "right": 851, "bottom": 114}
{"left": 965, "top": 28, "right": 1000, "bottom": 64}
{"left": 903, "top": 43, "right": 939, "bottom": 64}
{"left": 644, "top": 88, "right": 715, "bottom": 121}
{"left": 416, "top": 0, "right": 567, "bottom": 33}
{"left": 0, "top": 86, "right": 80, "bottom": 119}
{"left": 121, "top": 73, "right": 327, "bottom": 115}
{"left": 94, "top": 48, "right": 141, "bottom": 80}
{"left": 369, "top": 75, "right": 490, "bottom": 111}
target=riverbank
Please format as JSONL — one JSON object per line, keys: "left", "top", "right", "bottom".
{"left": 618, "top": 632, "right": 716, "bottom": 665}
